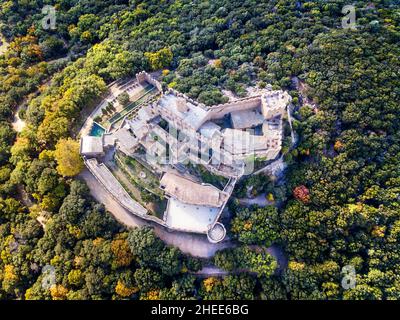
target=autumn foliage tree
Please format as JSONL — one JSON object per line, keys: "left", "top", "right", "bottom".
{"left": 111, "top": 237, "right": 134, "bottom": 268}
{"left": 144, "top": 47, "right": 173, "bottom": 70}
{"left": 293, "top": 185, "right": 310, "bottom": 204}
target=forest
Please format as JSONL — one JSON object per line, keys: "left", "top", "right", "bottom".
{"left": 0, "top": 0, "right": 399, "bottom": 300}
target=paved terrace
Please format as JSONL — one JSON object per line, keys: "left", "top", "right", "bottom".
{"left": 164, "top": 198, "right": 220, "bottom": 234}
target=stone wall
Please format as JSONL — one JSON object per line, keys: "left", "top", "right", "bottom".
{"left": 136, "top": 71, "right": 163, "bottom": 92}
{"left": 261, "top": 91, "right": 292, "bottom": 119}
{"left": 206, "top": 95, "right": 262, "bottom": 121}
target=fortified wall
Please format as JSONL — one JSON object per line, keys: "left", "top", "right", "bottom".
{"left": 206, "top": 95, "right": 263, "bottom": 121}
{"left": 166, "top": 88, "right": 205, "bottom": 108}
{"left": 261, "top": 91, "right": 291, "bottom": 119}
{"left": 136, "top": 71, "right": 163, "bottom": 92}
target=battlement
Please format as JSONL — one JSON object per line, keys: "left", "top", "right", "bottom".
{"left": 261, "top": 90, "right": 292, "bottom": 119}
{"left": 136, "top": 71, "right": 163, "bottom": 92}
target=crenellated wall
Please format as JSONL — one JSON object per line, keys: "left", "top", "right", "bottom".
{"left": 261, "top": 90, "right": 292, "bottom": 119}
{"left": 205, "top": 95, "right": 262, "bottom": 121}
{"left": 136, "top": 71, "right": 163, "bottom": 92}
{"left": 166, "top": 88, "right": 208, "bottom": 109}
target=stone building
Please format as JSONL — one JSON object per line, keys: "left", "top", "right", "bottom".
{"left": 80, "top": 71, "right": 291, "bottom": 243}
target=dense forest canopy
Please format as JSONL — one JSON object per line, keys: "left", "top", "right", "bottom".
{"left": 0, "top": 0, "right": 399, "bottom": 300}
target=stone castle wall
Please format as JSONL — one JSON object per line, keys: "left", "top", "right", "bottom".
{"left": 136, "top": 71, "right": 163, "bottom": 92}
{"left": 261, "top": 91, "right": 292, "bottom": 119}
{"left": 206, "top": 95, "right": 262, "bottom": 121}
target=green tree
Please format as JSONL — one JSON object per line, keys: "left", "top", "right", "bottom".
{"left": 117, "top": 92, "right": 130, "bottom": 107}
{"left": 231, "top": 206, "right": 279, "bottom": 245}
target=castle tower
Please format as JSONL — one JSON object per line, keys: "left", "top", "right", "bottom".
{"left": 176, "top": 97, "right": 189, "bottom": 113}
{"left": 261, "top": 91, "right": 291, "bottom": 119}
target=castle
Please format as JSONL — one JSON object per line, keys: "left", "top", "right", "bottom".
{"left": 80, "top": 72, "right": 291, "bottom": 243}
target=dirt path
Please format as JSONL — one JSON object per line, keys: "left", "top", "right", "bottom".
{"left": 238, "top": 193, "right": 273, "bottom": 207}
{"left": 266, "top": 244, "right": 288, "bottom": 273}
{"left": 78, "top": 169, "right": 233, "bottom": 258}
{"left": 47, "top": 54, "right": 71, "bottom": 65}
{"left": 194, "top": 244, "right": 288, "bottom": 277}
{"left": 194, "top": 266, "right": 229, "bottom": 277}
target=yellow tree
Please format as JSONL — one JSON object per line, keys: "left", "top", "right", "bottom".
{"left": 111, "top": 239, "right": 134, "bottom": 268}
{"left": 144, "top": 47, "right": 173, "bottom": 70}
{"left": 50, "top": 284, "right": 69, "bottom": 300}
{"left": 203, "top": 277, "right": 220, "bottom": 293}
{"left": 54, "top": 138, "right": 84, "bottom": 177}
{"left": 115, "top": 280, "right": 138, "bottom": 298}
